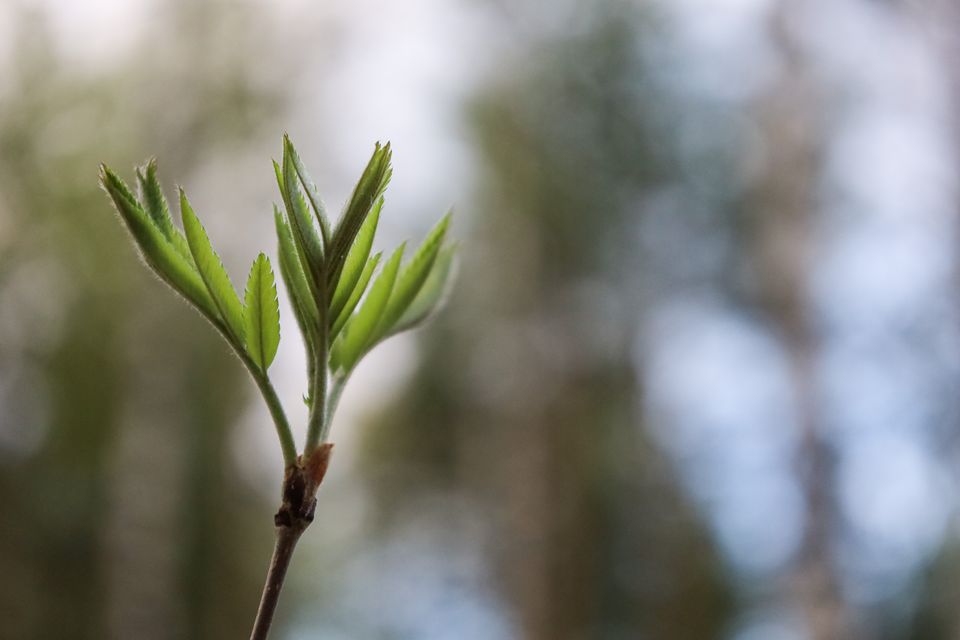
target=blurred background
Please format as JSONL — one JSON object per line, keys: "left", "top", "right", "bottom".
{"left": 0, "top": 0, "right": 957, "bottom": 638}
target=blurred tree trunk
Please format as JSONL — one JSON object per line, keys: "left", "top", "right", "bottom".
{"left": 910, "top": 1, "right": 960, "bottom": 637}
{"left": 357, "top": 5, "right": 733, "bottom": 639}
{"left": 743, "top": 4, "right": 852, "bottom": 639}
{"left": 0, "top": 3, "right": 289, "bottom": 638}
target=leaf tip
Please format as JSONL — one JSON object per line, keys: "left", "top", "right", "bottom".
{"left": 98, "top": 163, "right": 116, "bottom": 183}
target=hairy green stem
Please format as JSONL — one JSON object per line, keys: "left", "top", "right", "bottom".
{"left": 251, "top": 372, "right": 298, "bottom": 468}
{"left": 199, "top": 312, "right": 297, "bottom": 468}
{"left": 321, "top": 372, "right": 349, "bottom": 442}
{"left": 304, "top": 286, "right": 329, "bottom": 454}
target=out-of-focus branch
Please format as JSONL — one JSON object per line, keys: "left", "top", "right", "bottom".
{"left": 745, "top": 4, "right": 852, "bottom": 639}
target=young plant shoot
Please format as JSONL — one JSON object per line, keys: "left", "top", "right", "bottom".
{"left": 99, "top": 136, "right": 456, "bottom": 640}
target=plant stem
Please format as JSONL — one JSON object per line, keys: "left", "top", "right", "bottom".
{"left": 321, "top": 372, "right": 349, "bottom": 442}
{"left": 252, "top": 372, "right": 298, "bottom": 467}
{"left": 249, "top": 455, "right": 331, "bottom": 640}
{"left": 304, "top": 289, "right": 329, "bottom": 455}
{"left": 249, "top": 525, "right": 303, "bottom": 640}
{"left": 196, "top": 311, "right": 298, "bottom": 467}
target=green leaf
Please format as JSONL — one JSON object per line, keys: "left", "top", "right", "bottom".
{"left": 333, "top": 243, "right": 404, "bottom": 372}
{"left": 329, "top": 197, "right": 381, "bottom": 320}
{"left": 273, "top": 159, "right": 285, "bottom": 200}
{"left": 281, "top": 142, "right": 326, "bottom": 300}
{"left": 136, "top": 159, "right": 193, "bottom": 265}
{"left": 273, "top": 205, "right": 320, "bottom": 398}
{"left": 330, "top": 251, "right": 382, "bottom": 340}
{"left": 275, "top": 206, "right": 318, "bottom": 365}
{"left": 387, "top": 244, "right": 458, "bottom": 336}
{"left": 244, "top": 253, "right": 281, "bottom": 372}
{"left": 180, "top": 189, "right": 246, "bottom": 345}
{"left": 284, "top": 135, "right": 332, "bottom": 249}
{"left": 326, "top": 142, "right": 392, "bottom": 292}
{"left": 100, "top": 165, "right": 219, "bottom": 319}
{"left": 374, "top": 212, "right": 451, "bottom": 340}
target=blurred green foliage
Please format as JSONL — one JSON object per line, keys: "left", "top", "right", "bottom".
{"left": 355, "top": 6, "right": 734, "bottom": 639}
{"left": 0, "top": 3, "right": 286, "bottom": 638}
{"left": 1, "top": 1, "right": 957, "bottom": 639}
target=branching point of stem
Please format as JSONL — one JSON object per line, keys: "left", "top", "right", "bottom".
{"left": 248, "top": 445, "right": 335, "bottom": 640}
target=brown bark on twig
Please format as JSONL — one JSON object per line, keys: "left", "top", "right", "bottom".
{"left": 248, "top": 444, "right": 334, "bottom": 640}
